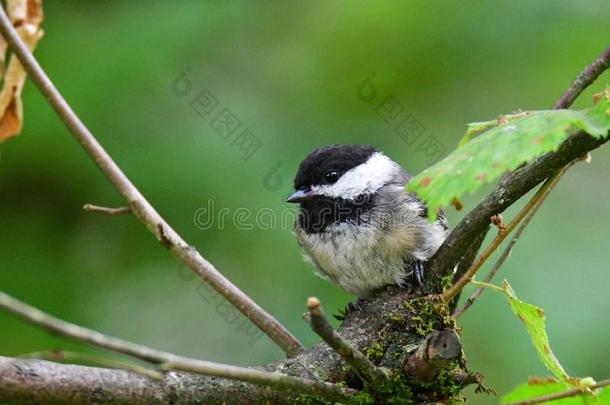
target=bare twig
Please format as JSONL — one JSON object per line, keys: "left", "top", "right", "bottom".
{"left": 0, "top": 5, "right": 302, "bottom": 356}
{"left": 306, "top": 297, "right": 387, "bottom": 385}
{"left": 427, "top": 45, "right": 610, "bottom": 285}
{"left": 1, "top": 286, "right": 431, "bottom": 403}
{"left": 0, "top": 290, "right": 349, "bottom": 401}
{"left": 20, "top": 350, "right": 163, "bottom": 380}
{"left": 448, "top": 225, "right": 490, "bottom": 310}
{"left": 441, "top": 162, "right": 575, "bottom": 304}
{"left": 554, "top": 45, "right": 610, "bottom": 109}
{"left": 447, "top": 46, "right": 610, "bottom": 312}
{"left": 83, "top": 203, "right": 130, "bottom": 216}
{"left": 506, "top": 379, "right": 610, "bottom": 405}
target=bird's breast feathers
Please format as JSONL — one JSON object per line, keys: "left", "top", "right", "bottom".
{"left": 296, "top": 220, "right": 418, "bottom": 297}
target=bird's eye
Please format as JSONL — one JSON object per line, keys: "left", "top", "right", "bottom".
{"left": 325, "top": 170, "right": 339, "bottom": 184}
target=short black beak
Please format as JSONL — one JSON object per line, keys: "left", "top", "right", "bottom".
{"left": 286, "top": 189, "right": 317, "bottom": 203}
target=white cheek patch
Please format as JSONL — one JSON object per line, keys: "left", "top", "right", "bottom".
{"left": 312, "top": 152, "right": 397, "bottom": 200}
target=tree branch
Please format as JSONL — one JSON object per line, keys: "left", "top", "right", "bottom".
{"left": 0, "top": 4, "right": 302, "bottom": 357}
{"left": 451, "top": 158, "right": 583, "bottom": 318}
{"left": 427, "top": 45, "right": 610, "bottom": 286}
{"left": 19, "top": 350, "right": 163, "bottom": 381}
{"left": 306, "top": 297, "right": 387, "bottom": 385}
{"left": 0, "top": 356, "right": 293, "bottom": 405}
{"left": 448, "top": 225, "right": 490, "bottom": 310}
{"left": 440, "top": 161, "right": 576, "bottom": 304}
{"left": 0, "top": 290, "right": 349, "bottom": 402}
{"left": 0, "top": 286, "right": 473, "bottom": 404}
{"left": 403, "top": 330, "right": 462, "bottom": 381}
{"left": 554, "top": 45, "right": 610, "bottom": 109}
{"left": 1, "top": 4, "right": 607, "bottom": 403}
{"left": 428, "top": 126, "right": 608, "bottom": 286}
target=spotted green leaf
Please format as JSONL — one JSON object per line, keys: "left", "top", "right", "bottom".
{"left": 472, "top": 280, "right": 579, "bottom": 385}
{"left": 407, "top": 89, "right": 610, "bottom": 220}
{"left": 458, "top": 111, "right": 531, "bottom": 147}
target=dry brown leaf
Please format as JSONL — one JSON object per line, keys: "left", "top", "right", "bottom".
{"left": 0, "top": 0, "right": 43, "bottom": 143}
{"left": 7, "top": 0, "right": 43, "bottom": 26}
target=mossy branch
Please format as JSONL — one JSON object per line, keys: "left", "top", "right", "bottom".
{"left": 305, "top": 297, "right": 388, "bottom": 386}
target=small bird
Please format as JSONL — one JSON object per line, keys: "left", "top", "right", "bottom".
{"left": 286, "top": 144, "right": 448, "bottom": 298}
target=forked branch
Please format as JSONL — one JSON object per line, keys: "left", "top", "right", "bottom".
{"left": 554, "top": 46, "right": 610, "bottom": 109}
{"left": 440, "top": 160, "right": 577, "bottom": 304}
{"left": 0, "top": 5, "right": 302, "bottom": 357}
{"left": 427, "top": 44, "right": 610, "bottom": 287}
{"left": 451, "top": 158, "right": 587, "bottom": 318}
{"left": 0, "top": 290, "right": 349, "bottom": 402}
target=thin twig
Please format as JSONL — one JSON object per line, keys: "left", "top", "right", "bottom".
{"left": 441, "top": 162, "right": 575, "bottom": 304}
{"left": 447, "top": 226, "right": 490, "bottom": 310}
{"left": 452, "top": 167, "right": 566, "bottom": 318}
{"left": 449, "top": 47, "right": 610, "bottom": 312}
{"left": 427, "top": 45, "right": 610, "bottom": 284}
{"left": 554, "top": 45, "right": 610, "bottom": 109}
{"left": 20, "top": 350, "right": 163, "bottom": 380}
{"left": 506, "top": 379, "right": 610, "bottom": 405}
{"left": 83, "top": 203, "right": 130, "bottom": 216}
{"left": 306, "top": 297, "right": 387, "bottom": 385}
{"left": 0, "top": 5, "right": 302, "bottom": 356}
{"left": 0, "top": 290, "right": 350, "bottom": 402}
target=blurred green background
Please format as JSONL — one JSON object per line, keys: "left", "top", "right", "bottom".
{"left": 1, "top": 1, "right": 609, "bottom": 403}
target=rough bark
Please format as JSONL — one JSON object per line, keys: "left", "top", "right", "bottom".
{"left": 0, "top": 287, "right": 470, "bottom": 404}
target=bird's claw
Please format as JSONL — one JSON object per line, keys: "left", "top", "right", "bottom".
{"left": 334, "top": 298, "right": 368, "bottom": 320}
{"left": 414, "top": 260, "right": 428, "bottom": 294}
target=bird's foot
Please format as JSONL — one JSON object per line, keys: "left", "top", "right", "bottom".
{"left": 413, "top": 260, "right": 428, "bottom": 294}
{"left": 333, "top": 298, "right": 368, "bottom": 321}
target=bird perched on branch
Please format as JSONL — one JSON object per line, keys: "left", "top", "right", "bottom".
{"left": 287, "top": 145, "right": 448, "bottom": 298}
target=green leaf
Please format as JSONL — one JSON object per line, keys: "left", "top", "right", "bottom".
{"left": 501, "top": 379, "right": 610, "bottom": 404}
{"left": 501, "top": 379, "right": 569, "bottom": 404}
{"left": 472, "top": 280, "right": 577, "bottom": 385}
{"left": 458, "top": 111, "right": 530, "bottom": 147}
{"left": 407, "top": 89, "right": 610, "bottom": 220}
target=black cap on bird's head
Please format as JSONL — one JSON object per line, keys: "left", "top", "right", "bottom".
{"left": 287, "top": 144, "right": 393, "bottom": 203}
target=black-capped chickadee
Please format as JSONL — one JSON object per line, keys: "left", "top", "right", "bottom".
{"left": 286, "top": 145, "right": 448, "bottom": 298}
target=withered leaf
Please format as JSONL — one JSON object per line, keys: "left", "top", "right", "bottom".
{"left": 0, "top": 0, "right": 44, "bottom": 143}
